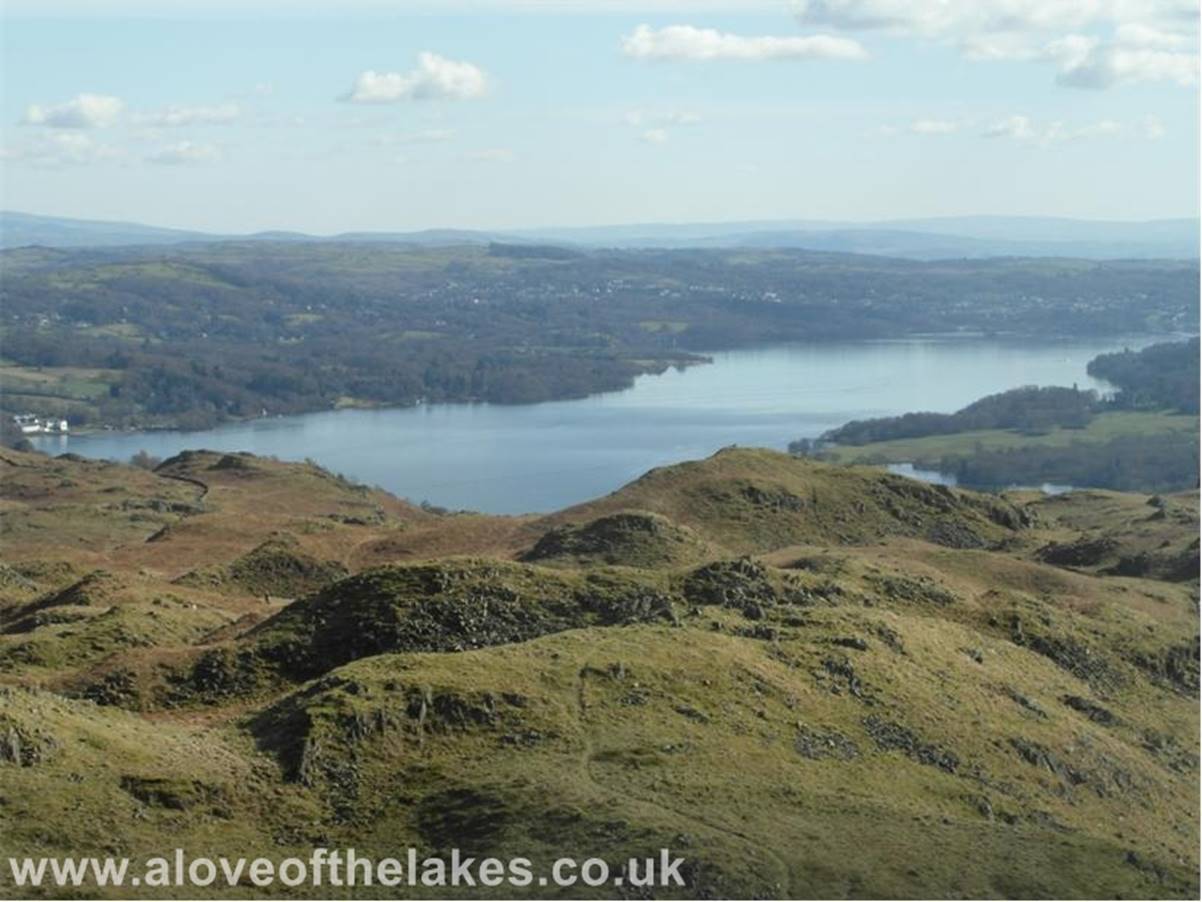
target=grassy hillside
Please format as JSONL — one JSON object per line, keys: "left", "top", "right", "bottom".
{"left": 824, "top": 410, "right": 1197, "bottom": 464}
{"left": 543, "top": 447, "right": 1032, "bottom": 553}
{"left": 0, "top": 447, "right": 1197, "bottom": 898}
{"left": 822, "top": 410, "right": 1200, "bottom": 493}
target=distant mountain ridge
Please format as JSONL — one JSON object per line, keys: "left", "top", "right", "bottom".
{"left": 0, "top": 211, "right": 516, "bottom": 251}
{"left": 2, "top": 209, "right": 1197, "bottom": 260}
{"left": 516, "top": 215, "right": 1200, "bottom": 259}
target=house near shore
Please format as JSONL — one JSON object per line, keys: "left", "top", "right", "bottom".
{"left": 11, "top": 414, "right": 69, "bottom": 435}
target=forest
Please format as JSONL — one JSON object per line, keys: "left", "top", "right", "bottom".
{"left": 1, "top": 241, "right": 1197, "bottom": 431}
{"left": 815, "top": 385, "right": 1100, "bottom": 447}
{"left": 804, "top": 339, "right": 1200, "bottom": 493}
{"left": 1087, "top": 337, "right": 1201, "bottom": 413}
{"left": 937, "top": 432, "right": 1198, "bottom": 493}
{"left": 814, "top": 340, "right": 1198, "bottom": 448}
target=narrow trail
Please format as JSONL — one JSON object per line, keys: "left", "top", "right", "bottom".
{"left": 105, "top": 470, "right": 212, "bottom": 556}
{"left": 573, "top": 665, "right": 793, "bottom": 896}
{"left": 156, "top": 470, "right": 211, "bottom": 503}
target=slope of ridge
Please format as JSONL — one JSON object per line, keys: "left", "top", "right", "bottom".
{"left": 242, "top": 618, "right": 1196, "bottom": 897}
{"left": 542, "top": 447, "right": 1031, "bottom": 553}
{"left": 0, "top": 446, "right": 1197, "bottom": 898}
{"left": 521, "top": 509, "right": 717, "bottom": 568}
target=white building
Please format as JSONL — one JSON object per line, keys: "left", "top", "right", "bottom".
{"left": 11, "top": 415, "right": 69, "bottom": 435}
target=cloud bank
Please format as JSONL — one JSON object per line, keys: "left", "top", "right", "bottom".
{"left": 22, "top": 93, "right": 124, "bottom": 128}
{"left": 133, "top": 103, "right": 241, "bottom": 127}
{"left": 145, "top": 141, "right": 222, "bottom": 165}
{"left": 344, "top": 53, "right": 490, "bottom": 102}
{"left": 794, "top": 0, "right": 1199, "bottom": 88}
{"left": 621, "top": 24, "right": 868, "bottom": 61}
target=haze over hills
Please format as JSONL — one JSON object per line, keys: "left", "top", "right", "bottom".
{"left": 2, "top": 210, "right": 1198, "bottom": 260}
{"left": 0, "top": 211, "right": 510, "bottom": 252}
{"left": 517, "top": 216, "right": 1202, "bottom": 260}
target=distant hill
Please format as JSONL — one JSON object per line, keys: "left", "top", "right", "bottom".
{"left": 3, "top": 209, "right": 1197, "bottom": 259}
{"left": 687, "top": 227, "right": 1200, "bottom": 260}
{"left": 0, "top": 211, "right": 212, "bottom": 248}
{"left": 518, "top": 215, "right": 1201, "bottom": 260}
{"left": 0, "top": 211, "right": 514, "bottom": 251}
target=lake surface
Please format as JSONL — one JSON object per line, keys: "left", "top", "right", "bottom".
{"left": 33, "top": 335, "right": 1172, "bottom": 514}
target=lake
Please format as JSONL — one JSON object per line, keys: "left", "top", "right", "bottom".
{"left": 31, "top": 335, "right": 1171, "bottom": 514}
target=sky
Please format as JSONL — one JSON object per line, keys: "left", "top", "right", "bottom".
{"left": 1, "top": 0, "right": 1199, "bottom": 233}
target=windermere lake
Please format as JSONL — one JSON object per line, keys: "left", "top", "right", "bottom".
{"left": 32, "top": 335, "right": 1175, "bottom": 514}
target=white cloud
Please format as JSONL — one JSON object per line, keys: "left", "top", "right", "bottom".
{"left": 620, "top": 24, "right": 868, "bottom": 61}
{"left": 983, "top": 114, "right": 1039, "bottom": 140}
{"left": 49, "top": 132, "right": 119, "bottom": 162}
{"left": 794, "top": 1, "right": 1112, "bottom": 36}
{"left": 1142, "top": 113, "right": 1167, "bottom": 138}
{"left": 624, "top": 110, "right": 702, "bottom": 144}
{"left": 1050, "top": 38, "right": 1198, "bottom": 87}
{"left": 909, "top": 117, "right": 958, "bottom": 134}
{"left": 959, "top": 34, "right": 1037, "bottom": 60}
{"left": 964, "top": 27, "right": 1199, "bottom": 86}
{"left": 22, "top": 93, "right": 124, "bottom": 128}
{"left": 1041, "top": 33, "right": 1100, "bottom": 67}
{"left": 145, "top": 141, "right": 221, "bottom": 165}
{"left": 794, "top": 0, "right": 1201, "bottom": 89}
{"left": 7, "top": 132, "right": 126, "bottom": 167}
{"left": 344, "top": 53, "right": 489, "bottom": 102}
{"left": 794, "top": 1, "right": 1199, "bottom": 39}
{"left": 1069, "top": 118, "right": 1124, "bottom": 138}
{"left": 133, "top": 103, "right": 241, "bottom": 127}
{"left": 7, "top": 1, "right": 795, "bottom": 11}
{"left": 1115, "top": 22, "right": 1192, "bottom": 48}
{"left": 982, "top": 114, "right": 1132, "bottom": 144}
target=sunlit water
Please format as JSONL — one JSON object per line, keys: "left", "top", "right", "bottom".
{"left": 32, "top": 335, "right": 1174, "bottom": 513}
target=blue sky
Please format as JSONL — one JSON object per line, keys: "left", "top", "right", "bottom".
{"left": 2, "top": 1, "right": 1198, "bottom": 233}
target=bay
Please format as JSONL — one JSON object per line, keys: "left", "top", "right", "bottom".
{"left": 32, "top": 335, "right": 1172, "bottom": 513}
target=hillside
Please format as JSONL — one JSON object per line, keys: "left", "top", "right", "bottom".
{"left": 1, "top": 242, "right": 1196, "bottom": 433}
{"left": 0, "top": 447, "right": 1198, "bottom": 898}
{"left": 823, "top": 410, "right": 1200, "bottom": 491}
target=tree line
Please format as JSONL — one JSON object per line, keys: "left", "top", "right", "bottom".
{"left": 1, "top": 242, "right": 1197, "bottom": 433}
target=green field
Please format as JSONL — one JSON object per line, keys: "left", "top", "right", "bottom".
{"left": 823, "top": 410, "right": 1200, "bottom": 466}
{"left": 0, "top": 364, "right": 125, "bottom": 428}
{"left": 638, "top": 319, "right": 690, "bottom": 333}
{"left": 0, "top": 364, "right": 121, "bottom": 401}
